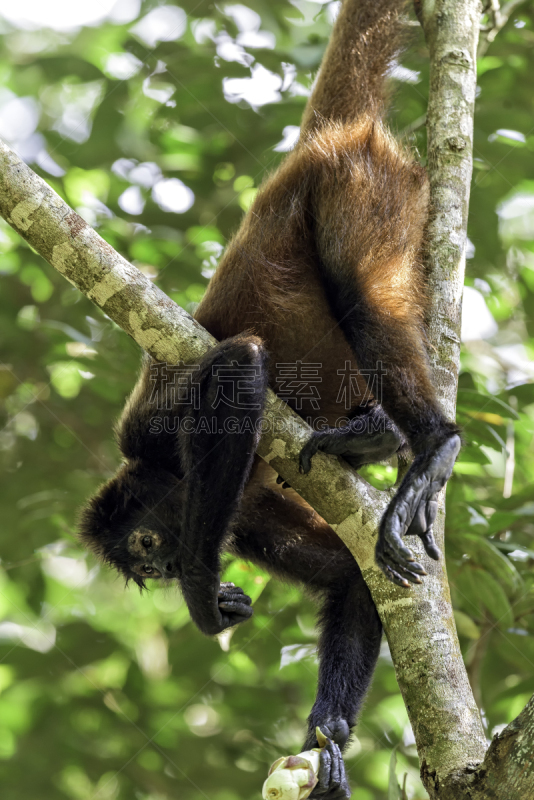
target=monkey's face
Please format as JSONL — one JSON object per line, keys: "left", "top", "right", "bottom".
{"left": 126, "top": 529, "right": 180, "bottom": 584}
{"left": 78, "top": 463, "right": 184, "bottom": 590}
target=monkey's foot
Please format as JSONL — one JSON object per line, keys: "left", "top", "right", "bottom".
{"left": 375, "top": 435, "right": 461, "bottom": 587}
{"left": 299, "top": 421, "right": 402, "bottom": 475}
{"left": 217, "top": 582, "right": 253, "bottom": 628}
{"left": 310, "top": 738, "right": 351, "bottom": 799}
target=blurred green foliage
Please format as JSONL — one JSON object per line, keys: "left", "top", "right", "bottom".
{"left": 0, "top": 2, "right": 533, "bottom": 798}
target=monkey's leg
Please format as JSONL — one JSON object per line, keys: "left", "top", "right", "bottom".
{"left": 317, "top": 270, "right": 460, "bottom": 586}
{"left": 304, "top": 571, "right": 381, "bottom": 770}
{"left": 299, "top": 404, "right": 403, "bottom": 474}
{"left": 176, "top": 335, "right": 269, "bottom": 635}
{"left": 234, "top": 489, "right": 381, "bottom": 799}
{"left": 310, "top": 138, "right": 460, "bottom": 585}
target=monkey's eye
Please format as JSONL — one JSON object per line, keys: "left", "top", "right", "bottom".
{"left": 143, "top": 565, "right": 154, "bottom": 574}
{"left": 142, "top": 535, "right": 152, "bottom": 548}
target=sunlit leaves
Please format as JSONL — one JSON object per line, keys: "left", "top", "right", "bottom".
{"left": 47, "top": 361, "right": 91, "bottom": 399}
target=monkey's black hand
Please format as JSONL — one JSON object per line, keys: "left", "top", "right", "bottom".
{"left": 310, "top": 738, "right": 351, "bottom": 799}
{"left": 304, "top": 718, "right": 350, "bottom": 751}
{"left": 185, "top": 578, "right": 253, "bottom": 636}
{"left": 299, "top": 414, "right": 402, "bottom": 475}
{"left": 216, "top": 581, "right": 253, "bottom": 630}
{"left": 376, "top": 435, "right": 461, "bottom": 587}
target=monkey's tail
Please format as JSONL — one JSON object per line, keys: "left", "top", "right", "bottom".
{"left": 300, "top": 0, "right": 409, "bottom": 133}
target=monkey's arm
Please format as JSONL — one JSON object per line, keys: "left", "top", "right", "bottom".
{"left": 299, "top": 404, "right": 403, "bottom": 474}
{"left": 176, "top": 335, "right": 268, "bottom": 635}
{"left": 116, "top": 354, "right": 189, "bottom": 475}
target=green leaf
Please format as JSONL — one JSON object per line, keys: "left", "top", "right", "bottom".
{"left": 475, "top": 569, "right": 515, "bottom": 629}
{"left": 452, "top": 569, "right": 485, "bottom": 620}
{"left": 502, "top": 383, "right": 534, "bottom": 410}
{"left": 453, "top": 610, "right": 480, "bottom": 640}
{"left": 47, "top": 362, "right": 87, "bottom": 399}
{"left": 387, "top": 747, "right": 402, "bottom": 800}
{"left": 457, "top": 417, "right": 507, "bottom": 449}
{"left": 64, "top": 167, "right": 110, "bottom": 205}
{"left": 222, "top": 559, "right": 270, "bottom": 604}
{"left": 485, "top": 511, "right": 523, "bottom": 536}
{"left": 456, "top": 444, "right": 492, "bottom": 465}
{"left": 477, "top": 56, "right": 503, "bottom": 75}
{"left": 460, "top": 534, "right": 522, "bottom": 596}
{"left": 456, "top": 389, "right": 519, "bottom": 419}
{"left": 494, "top": 541, "right": 534, "bottom": 560}
{"left": 513, "top": 589, "right": 534, "bottom": 619}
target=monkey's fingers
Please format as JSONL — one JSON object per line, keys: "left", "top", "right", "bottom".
{"left": 375, "top": 552, "right": 425, "bottom": 588}
{"left": 375, "top": 541, "right": 426, "bottom": 583}
{"left": 418, "top": 530, "right": 441, "bottom": 561}
{"left": 218, "top": 600, "right": 254, "bottom": 628}
{"left": 299, "top": 437, "right": 319, "bottom": 475}
{"left": 219, "top": 597, "right": 252, "bottom": 611}
{"left": 316, "top": 719, "right": 350, "bottom": 748}
{"left": 405, "top": 497, "right": 441, "bottom": 559}
{"left": 218, "top": 584, "right": 252, "bottom": 602}
{"left": 218, "top": 600, "right": 253, "bottom": 614}
{"left": 326, "top": 740, "right": 343, "bottom": 790}
{"left": 313, "top": 747, "right": 332, "bottom": 794}
{"left": 402, "top": 436, "right": 460, "bottom": 539}
{"left": 377, "top": 564, "right": 410, "bottom": 589}
{"left": 381, "top": 520, "right": 418, "bottom": 563}
{"left": 377, "top": 511, "right": 427, "bottom": 572}
{"left": 311, "top": 738, "right": 351, "bottom": 799}
{"left": 219, "top": 583, "right": 252, "bottom": 605}
{"left": 406, "top": 497, "right": 438, "bottom": 536}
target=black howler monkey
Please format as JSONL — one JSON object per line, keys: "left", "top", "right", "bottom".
{"left": 79, "top": 0, "right": 461, "bottom": 796}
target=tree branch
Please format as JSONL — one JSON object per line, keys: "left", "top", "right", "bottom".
{"left": 478, "top": 0, "right": 529, "bottom": 57}
{"left": 417, "top": 0, "right": 534, "bottom": 795}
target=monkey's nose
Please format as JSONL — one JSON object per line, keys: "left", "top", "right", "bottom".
{"left": 155, "top": 559, "right": 178, "bottom": 578}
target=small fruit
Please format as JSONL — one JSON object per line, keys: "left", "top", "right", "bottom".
{"left": 262, "top": 728, "right": 327, "bottom": 800}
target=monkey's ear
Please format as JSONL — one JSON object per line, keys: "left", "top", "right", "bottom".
{"left": 77, "top": 473, "right": 136, "bottom": 561}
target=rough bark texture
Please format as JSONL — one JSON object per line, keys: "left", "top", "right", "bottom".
{"left": 403, "top": 0, "right": 489, "bottom": 791}
{"left": 414, "top": 0, "right": 534, "bottom": 796}
{"left": 436, "top": 692, "right": 534, "bottom": 799}
{"left": 470, "top": 693, "right": 534, "bottom": 799}
{"left": 423, "top": 0, "right": 481, "bottom": 420}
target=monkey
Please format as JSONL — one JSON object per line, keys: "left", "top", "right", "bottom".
{"left": 78, "top": 1, "right": 462, "bottom": 796}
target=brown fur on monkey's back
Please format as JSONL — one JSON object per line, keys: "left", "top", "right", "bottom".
{"left": 195, "top": 117, "right": 430, "bottom": 427}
